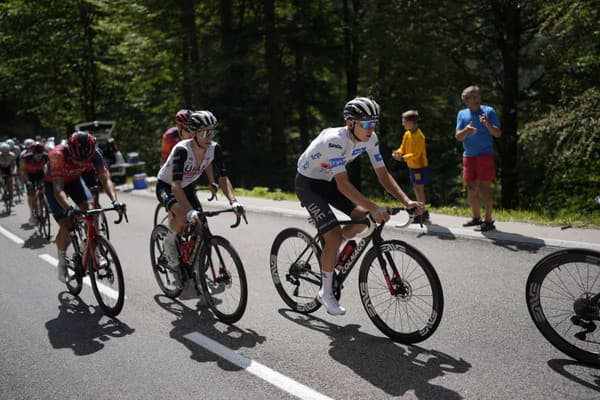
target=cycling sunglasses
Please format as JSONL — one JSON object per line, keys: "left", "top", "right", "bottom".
{"left": 358, "top": 119, "right": 378, "bottom": 129}
{"left": 200, "top": 129, "right": 217, "bottom": 138}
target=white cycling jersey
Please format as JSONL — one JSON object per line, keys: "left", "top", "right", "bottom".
{"left": 297, "top": 126, "right": 385, "bottom": 181}
{"left": 157, "top": 139, "right": 216, "bottom": 188}
{"left": 0, "top": 151, "right": 16, "bottom": 169}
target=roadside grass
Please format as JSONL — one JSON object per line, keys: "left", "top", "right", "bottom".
{"left": 134, "top": 179, "right": 600, "bottom": 228}
{"left": 236, "top": 187, "right": 600, "bottom": 229}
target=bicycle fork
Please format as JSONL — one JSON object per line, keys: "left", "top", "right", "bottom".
{"left": 374, "top": 242, "right": 409, "bottom": 298}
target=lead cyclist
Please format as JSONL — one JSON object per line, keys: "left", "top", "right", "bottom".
{"left": 295, "top": 96, "right": 424, "bottom": 315}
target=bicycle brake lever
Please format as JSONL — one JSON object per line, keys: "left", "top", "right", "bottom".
{"left": 230, "top": 214, "right": 241, "bottom": 228}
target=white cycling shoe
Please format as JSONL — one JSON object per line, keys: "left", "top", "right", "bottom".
{"left": 318, "top": 291, "right": 346, "bottom": 316}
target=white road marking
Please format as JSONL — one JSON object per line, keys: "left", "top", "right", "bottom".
{"left": 183, "top": 332, "right": 334, "bottom": 400}
{"left": 39, "top": 253, "right": 124, "bottom": 300}
{"left": 0, "top": 225, "right": 25, "bottom": 245}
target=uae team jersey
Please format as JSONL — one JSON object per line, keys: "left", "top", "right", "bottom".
{"left": 297, "top": 126, "right": 385, "bottom": 181}
{"left": 157, "top": 139, "right": 218, "bottom": 188}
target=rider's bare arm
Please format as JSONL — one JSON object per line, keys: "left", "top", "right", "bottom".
{"left": 334, "top": 171, "right": 379, "bottom": 214}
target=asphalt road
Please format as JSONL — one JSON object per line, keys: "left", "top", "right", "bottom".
{"left": 1, "top": 192, "right": 598, "bottom": 400}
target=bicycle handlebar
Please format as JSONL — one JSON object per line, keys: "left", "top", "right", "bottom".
{"left": 338, "top": 207, "right": 416, "bottom": 230}
{"left": 202, "top": 208, "right": 248, "bottom": 228}
{"left": 74, "top": 205, "right": 129, "bottom": 224}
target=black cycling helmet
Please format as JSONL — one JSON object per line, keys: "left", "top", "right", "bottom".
{"left": 343, "top": 97, "right": 380, "bottom": 121}
{"left": 68, "top": 131, "right": 96, "bottom": 161}
{"left": 188, "top": 111, "right": 217, "bottom": 130}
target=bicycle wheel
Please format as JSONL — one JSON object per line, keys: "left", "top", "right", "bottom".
{"left": 88, "top": 236, "right": 125, "bottom": 317}
{"left": 36, "top": 196, "right": 51, "bottom": 240}
{"left": 154, "top": 202, "right": 168, "bottom": 226}
{"left": 269, "top": 228, "right": 322, "bottom": 314}
{"left": 358, "top": 240, "right": 444, "bottom": 343}
{"left": 200, "top": 236, "right": 248, "bottom": 324}
{"left": 149, "top": 224, "right": 182, "bottom": 298}
{"left": 526, "top": 248, "right": 600, "bottom": 366}
{"left": 65, "top": 233, "right": 83, "bottom": 296}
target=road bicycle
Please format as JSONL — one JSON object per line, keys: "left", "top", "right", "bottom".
{"left": 64, "top": 205, "right": 128, "bottom": 317}
{"left": 149, "top": 207, "right": 248, "bottom": 323}
{"left": 269, "top": 207, "right": 444, "bottom": 343}
{"left": 153, "top": 185, "right": 217, "bottom": 226}
{"left": 1, "top": 174, "right": 17, "bottom": 215}
{"left": 87, "top": 185, "right": 110, "bottom": 240}
{"left": 526, "top": 248, "right": 600, "bottom": 366}
{"left": 30, "top": 179, "right": 51, "bottom": 240}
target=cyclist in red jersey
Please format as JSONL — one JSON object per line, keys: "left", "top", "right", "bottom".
{"left": 45, "top": 131, "right": 125, "bottom": 282}
{"left": 160, "top": 109, "right": 195, "bottom": 166}
{"left": 21, "top": 142, "right": 49, "bottom": 224}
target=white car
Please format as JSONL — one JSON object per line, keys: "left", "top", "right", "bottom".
{"left": 75, "top": 120, "right": 145, "bottom": 183}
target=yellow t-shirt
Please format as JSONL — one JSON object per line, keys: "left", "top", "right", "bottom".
{"left": 396, "top": 128, "right": 428, "bottom": 169}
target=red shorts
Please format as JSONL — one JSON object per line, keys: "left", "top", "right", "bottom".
{"left": 463, "top": 154, "right": 496, "bottom": 182}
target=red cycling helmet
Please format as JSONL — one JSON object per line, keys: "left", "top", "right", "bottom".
{"left": 32, "top": 142, "right": 45, "bottom": 154}
{"left": 175, "top": 109, "right": 192, "bottom": 128}
{"left": 68, "top": 131, "right": 96, "bottom": 161}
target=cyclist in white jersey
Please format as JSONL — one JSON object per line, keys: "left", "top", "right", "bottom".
{"left": 0, "top": 142, "right": 18, "bottom": 206}
{"left": 296, "top": 97, "right": 423, "bottom": 315}
{"left": 156, "top": 110, "right": 245, "bottom": 287}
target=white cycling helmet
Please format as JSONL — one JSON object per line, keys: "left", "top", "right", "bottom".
{"left": 0, "top": 142, "right": 10, "bottom": 153}
{"left": 24, "top": 138, "right": 35, "bottom": 149}
{"left": 188, "top": 111, "right": 217, "bottom": 130}
{"left": 343, "top": 97, "right": 380, "bottom": 121}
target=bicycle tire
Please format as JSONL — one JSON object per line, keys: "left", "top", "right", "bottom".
{"left": 200, "top": 236, "right": 248, "bottom": 324}
{"left": 154, "top": 202, "right": 168, "bottom": 226}
{"left": 149, "top": 224, "right": 182, "bottom": 298}
{"left": 88, "top": 236, "right": 125, "bottom": 317}
{"left": 36, "top": 195, "right": 51, "bottom": 240}
{"left": 358, "top": 240, "right": 444, "bottom": 343}
{"left": 270, "top": 228, "right": 323, "bottom": 314}
{"left": 65, "top": 232, "right": 83, "bottom": 296}
{"left": 526, "top": 248, "right": 600, "bottom": 366}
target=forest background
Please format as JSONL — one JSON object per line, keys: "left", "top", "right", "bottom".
{"left": 1, "top": 0, "right": 598, "bottom": 223}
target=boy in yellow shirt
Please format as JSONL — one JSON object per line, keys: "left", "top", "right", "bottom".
{"left": 392, "top": 110, "right": 430, "bottom": 223}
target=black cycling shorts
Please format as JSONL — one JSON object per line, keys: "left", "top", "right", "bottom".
{"left": 156, "top": 180, "right": 202, "bottom": 213}
{"left": 295, "top": 173, "right": 356, "bottom": 235}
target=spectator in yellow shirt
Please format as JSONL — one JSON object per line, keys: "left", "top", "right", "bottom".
{"left": 392, "top": 110, "right": 430, "bottom": 223}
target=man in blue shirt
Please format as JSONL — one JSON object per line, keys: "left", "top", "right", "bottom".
{"left": 455, "top": 85, "right": 502, "bottom": 231}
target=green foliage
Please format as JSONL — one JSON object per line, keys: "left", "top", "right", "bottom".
{"left": 518, "top": 88, "right": 600, "bottom": 215}
{"left": 0, "top": 0, "right": 598, "bottom": 220}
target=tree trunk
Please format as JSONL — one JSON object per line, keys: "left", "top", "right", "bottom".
{"left": 343, "top": 0, "right": 361, "bottom": 189}
{"left": 295, "top": 43, "right": 309, "bottom": 150}
{"left": 263, "top": 0, "right": 286, "bottom": 187}
{"left": 495, "top": 2, "right": 520, "bottom": 209}
{"left": 180, "top": 0, "right": 197, "bottom": 107}
{"left": 78, "top": 1, "right": 96, "bottom": 120}
{"left": 219, "top": 0, "right": 242, "bottom": 182}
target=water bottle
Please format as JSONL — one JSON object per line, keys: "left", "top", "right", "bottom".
{"left": 336, "top": 240, "right": 356, "bottom": 271}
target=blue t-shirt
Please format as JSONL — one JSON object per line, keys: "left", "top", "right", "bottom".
{"left": 455, "top": 105, "right": 500, "bottom": 157}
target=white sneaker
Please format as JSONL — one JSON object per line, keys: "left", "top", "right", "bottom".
{"left": 318, "top": 291, "right": 346, "bottom": 315}
{"left": 57, "top": 259, "right": 68, "bottom": 283}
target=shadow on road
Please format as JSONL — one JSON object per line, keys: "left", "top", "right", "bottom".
{"left": 22, "top": 231, "right": 50, "bottom": 249}
{"left": 45, "top": 292, "right": 135, "bottom": 356}
{"left": 278, "top": 308, "right": 470, "bottom": 399}
{"left": 480, "top": 229, "right": 545, "bottom": 253}
{"left": 154, "top": 294, "right": 266, "bottom": 371}
{"left": 547, "top": 358, "right": 600, "bottom": 392}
